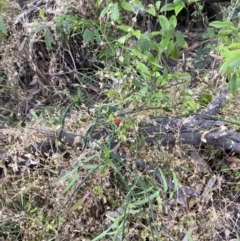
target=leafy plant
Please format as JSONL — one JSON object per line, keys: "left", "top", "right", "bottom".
{"left": 31, "top": 22, "right": 53, "bottom": 50}
{"left": 0, "top": 220, "right": 21, "bottom": 237}
{"left": 95, "top": 0, "right": 192, "bottom": 112}
{"left": 209, "top": 20, "right": 240, "bottom": 93}
{"left": 56, "top": 14, "right": 79, "bottom": 41}
{"left": 0, "top": 15, "right": 7, "bottom": 37}
{"left": 56, "top": 13, "right": 102, "bottom": 43}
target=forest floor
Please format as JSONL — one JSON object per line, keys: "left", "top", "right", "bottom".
{"left": 0, "top": 0, "right": 240, "bottom": 240}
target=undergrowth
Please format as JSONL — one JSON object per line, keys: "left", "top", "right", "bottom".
{"left": 1, "top": 0, "right": 240, "bottom": 240}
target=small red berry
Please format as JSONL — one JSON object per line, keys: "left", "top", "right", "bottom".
{"left": 115, "top": 118, "right": 121, "bottom": 126}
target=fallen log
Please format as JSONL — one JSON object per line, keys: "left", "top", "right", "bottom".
{"left": 140, "top": 87, "right": 240, "bottom": 154}
{"left": 1, "top": 87, "right": 238, "bottom": 162}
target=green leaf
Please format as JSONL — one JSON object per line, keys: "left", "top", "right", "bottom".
{"left": 111, "top": 3, "right": 119, "bottom": 21}
{"left": 169, "top": 15, "right": 177, "bottom": 29}
{"left": 132, "top": 0, "right": 145, "bottom": 10}
{"left": 136, "top": 61, "right": 150, "bottom": 75}
{"left": 83, "top": 29, "right": 94, "bottom": 42}
{"left": 0, "top": 15, "right": 7, "bottom": 36}
{"left": 45, "top": 29, "right": 52, "bottom": 50}
{"left": 130, "top": 190, "right": 160, "bottom": 206}
{"left": 176, "top": 30, "right": 187, "bottom": 48}
{"left": 92, "top": 227, "right": 112, "bottom": 241}
{"left": 158, "top": 168, "right": 168, "bottom": 192}
{"left": 119, "top": 55, "right": 124, "bottom": 62}
{"left": 227, "top": 42, "right": 240, "bottom": 49}
{"left": 156, "top": 1, "right": 161, "bottom": 10}
{"left": 30, "top": 110, "right": 39, "bottom": 120}
{"left": 229, "top": 72, "right": 239, "bottom": 94}
{"left": 151, "top": 31, "right": 162, "bottom": 37}
{"left": 217, "top": 29, "right": 234, "bottom": 38}
{"left": 94, "top": 29, "right": 101, "bottom": 43}
{"left": 160, "top": 36, "right": 170, "bottom": 50}
{"left": 117, "top": 34, "right": 130, "bottom": 44}
{"left": 137, "top": 37, "right": 152, "bottom": 51}
{"left": 175, "top": 2, "right": 185, "bottom": 15}
{"left": 158, "top": 15, "right": 169, "bottom": 30}
{"left": 172, "top": 171, "right": 179, "bottom": 190}
{"left": 100, "top": 5, "right": 110, "bottom": 17}
{"left": 58, "top": 166, "right": 78, "bottom": 181}
{"left": 132, "top": 79, "right": 141, "bottom": 87}
{"left": 82, "top": 154, "right": 97, "bottom": 163}
{"left": 39, "top": 8, "right": 45, "bottom": 20}
{"left": 143, "top": 50, "right": 155, "bottom": 59}
{"left": 31, "top": 23, "right": 46, "bottom": 33}
{"left": 97, "top": 0, "right": 103, "bottom": 5}
{"left": 183, "top": 228, "right": 194, "bottom": 241}
{"left": 118, "top": 25, "right": 133, "bottom": 32}
{"left": 220, "top": 50, "right": 240, "bottom": 72}
{"left": 100, "top": 157, "right": 109, "bottom": 173}
{"left": 70, "top": 199, "right": 81, "bottom": 211}
{"left": 121, "top": 2, "right": 135, "bottom": 12}
{"left": 150, "top": 61, "right": 163, "bottom": 69}
{"left": 61, "top": 173, "right": 79, "bottom": 194}
{"left": 167, "top": 40, "right": 176, "bottom": 58}
{"left": 209, "top": 20, "right": 234, "bottom": 28}
{"left": 174, "top": 0, "right": 185, "bottom": 4}
{"left": 147, "top": 4, "right": 156, "bottom": 16}
{"left": 82, "top": 164, "right": 99, "bottom": 169}
{"left": 219, "top": 48, "right": 232, "bottom": 58}
{"left": 160, "top": 3, "right": 176, "bottom": 12}
{"left": 132, "top": 30, "right": 141, "bottom": 39}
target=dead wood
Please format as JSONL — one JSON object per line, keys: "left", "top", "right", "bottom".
{"left": 1, "top": 87, "right": 239, "bottom": 165}
{"left": 14, "top": 0, "right": 49, "bottom": 25}
{"left": 140, "top": 87, "right": 240, "bottom": 154}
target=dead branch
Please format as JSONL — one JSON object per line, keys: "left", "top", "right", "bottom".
{"left": 14, "top": 0, "right": 50, "bottom": 25}
{"left": 7, "top": 87, "right": 240, "bottom": 157}
{"left": 140, "top": 87, "right": 240, "bottom": 153}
